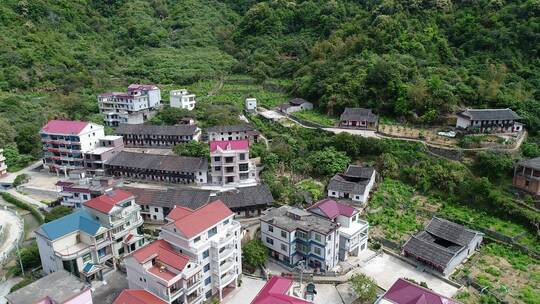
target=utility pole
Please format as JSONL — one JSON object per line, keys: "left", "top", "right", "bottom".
{"left": 16, "top": 241, "right": 24, "bottom": 276}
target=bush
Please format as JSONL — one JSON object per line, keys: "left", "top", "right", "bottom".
{"left": 1, "top": 192, "right": 44, "bottom": 224}
{"left": 45, "top": 206, "right": 73, "bottom": 223}
{"left": 242, "top": 239, "right": 268, "bottom": 268}
{"left": 10, "top": 241, "right": 41, "bottom": 276}
{"left": 172, "top": 141, "right": 210, "bottom": 159}
{"left": 349, "top": 273, "right": 378, "bottom": 303}
{"left": 12, "top": 174, "right": 29, "bottom": 187}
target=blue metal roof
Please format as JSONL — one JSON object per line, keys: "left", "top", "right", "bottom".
{"left": 39, "top": 210, "right": 102, "bottom": 240}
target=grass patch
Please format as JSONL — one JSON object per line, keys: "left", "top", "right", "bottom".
{"left": 292, "top": 110, "right": 337, "bottom": 127}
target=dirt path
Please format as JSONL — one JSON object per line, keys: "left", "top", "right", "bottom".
{"left": 207, "top": 77, "right": 224, "bottom": 96}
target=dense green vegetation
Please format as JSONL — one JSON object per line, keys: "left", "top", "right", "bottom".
{"left": 44, "top": 206, "right": 72, "bottom": 223}
{"left": 1, "top": 193, "right": 44, "bottom": 224}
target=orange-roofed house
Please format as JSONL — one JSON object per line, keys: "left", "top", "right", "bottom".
{"left": 159, "top": 200, "right": 242, "bottom": 302}
{"left": 124, "top": 240, "right": 203, "bottom": 304}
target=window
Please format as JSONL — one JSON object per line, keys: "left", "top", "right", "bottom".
{"left": 205, "top": 277, "right": 211, "bottom": 285}
{"left": 314, "top": 233, "right": 322, "bottom": 242}
{"left": 239, "top": 163, "right": 248, "bottom": 172}
{"left": 268, "top": 226, "right": 273, "bottom": 233}
{"left": 281, "top": 244, "right": 287, "bottom": 252}
{"left": 266, "top": 237, "right": 274, "bottom": 245}
{"left": 214, "top": 156, "right": 220, "bottom": 162}
{"left": 223, "top": 219, "right": 230, "bottom": 225}
{"left": 202, "top": 250, "right": 209, "bottom": 259}
{"left": 194, "top": 236, "right": 201, "bottom": 243}
{"left": 204, "top": 263, "right": 210, "bottom": 272}
{"left": 314, "top": 247, "right": 322, "bottom": 256}
{"left": 82, "top": 253, "right": 92, "bottom": 263}
{"left": 281, "top": 230, "right": 287, "bottom": 238}
{"left": 154, "top": 207, "right": 159, "bottom": 212}
{"left": 239, "top": 153, "right": 246, "bottom": 161}
{"left": 296, "top": 231, "right": 308, "bottom": 240}
{"left": 208, "top": 227, "right": 217, "bottom": 238}
{"left": 215, "top": 166, "right": 221, "bottom": 171}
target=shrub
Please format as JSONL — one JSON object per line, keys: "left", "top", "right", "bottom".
{"left": 242, "top": 239, "right": 268, "bottom": 268}
{"left": 45, "top": 206, "right": 73, "bottom": 223}
{"left": 12, "top": 174, "right": 29, "bottom": 187}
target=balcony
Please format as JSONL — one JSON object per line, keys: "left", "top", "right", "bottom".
{"left": 186, "top": 279, "right": 202, "bottom": 295}
{"left": 55, "top": 243, "right": 91, "bottom": 260}
{"left": 187, "top": 292, "right": 204, "bottom": 304}
{"left": 217, "top": 271, "right": 237, "bottom": 288}
{"left": 219, "top": 259, "right": 236, "bottom": 275}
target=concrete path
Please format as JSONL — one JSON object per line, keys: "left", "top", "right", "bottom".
{"left": 0, "top": 208, "right": 24, "bottom": 264}
{"left": 323, "top": 127, "right": 379, "bottom": 138}
{"left": 0, "top": 160, "right": 43, "bottom": 184}
{"left": 5, "top": 189, "right": 48, "bottom": 209}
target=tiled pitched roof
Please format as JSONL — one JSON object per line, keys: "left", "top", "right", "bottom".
{"left": 83, "top": 190, "right": 134, "bottom": 214}
{"left": 116, "top": 124, "right": 198, "bottom": 136}
{"left": 289, "top": 98, "right": 309, "bottom": 106}
{"left": 457, "top": 108, "right": 520, "bottom": 121}
{"left": 518, "top": 157, "right": 540, "bottom": 170}
{"left": 209, "top": 140, "right": 249, "bottom": 152}
{"left": 206, "top": 124, "right": 254, "bottom": 133}
{"left": 307, "top": 198, "right": 357, "bottom": 220}
{"left": 344, "top": 165, "right": 375, "bottom": 179}
{"left": 213, "top": 184, "right": 274, "bottom": 209}
{"left": 113, "top": 289, "right": 166, "bottom": 304}
{"left": 121, "top": 187, "right": 211, "bottom": 209}
{"left": 169, "top": 200, "right": 234, "bottom": 239}
{"left": 38, "top": 210, "right": 102, "bottom": 240}
{"left": 251, "top": 276, "right": 312, "bottom": 304}
{"left": 425, "top": 217, "right": 479, "bottom": 247}
{"left": 340, "top": 108, "right": 378, "bottom": 122}
{"left": 41, "top": 120, "right": 89, "bottom": 134}
{"left": 106, "top": 151, "right": 208, "bottom": 172}
{"left": 130, "top": 240, "right": 189, "bottom": 272}
{"left": 382, "top": 278, "right": 461, "bottom": 304}
{"left": 327, "top": 175, "right": 367, "bottom": 194}
{"left": 166, "top": 206, "right": 195, "bottom": 221}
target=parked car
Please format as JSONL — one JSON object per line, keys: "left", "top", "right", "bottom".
{"left": 305, "top": 283, "right": 316, "bottom": 301}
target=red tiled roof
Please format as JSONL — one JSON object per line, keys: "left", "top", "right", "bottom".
{"left": 83, "top": 190, "right": 134, "bottom": 214}
{"left": 166, "top": 206, "right": 194, "bottom": 221}
{"left": 41, "top": 120, "right": 89, "bottom": 135}
{"left": 113, "top": 289, "right": 166, "bottom": 304}
{"left": 307, "top": 198, "right": 357, "bottom": 220}
{"left": 251, "top": 276, "right": 312, "bottom": 304}
{"left": 209, "top": 140, "right": 249, "bottom": 153}
{"left": 382, "top": 279, "right": 461, "bottom": 304}
{"left": 171, "top": 200, "right": 234, "bottom": 239}
{"left": 130, "top": 240, "right": 189, "bottom": 273}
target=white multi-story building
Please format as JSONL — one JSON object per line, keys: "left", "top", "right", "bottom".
{"left": 209, "top": 140, "right": 258, "bottom": 186}
{"left": 159, "top": 200, "right": 242, "bottom": 301}
{"left": 307, "top": 199, "right": 369, "bottom": 261}
{"left": 170, "top": 89, "right": 196, "bottom": 111}
{"left": 56, "top": 171, "right": 122, "bottom": 208}
{"left": 98, "top": 84, "right": 161, "bottom": 127}
{"left": 125, "top": 240, "right": 204, "bottom": 304}
{"left": 0, "top": 148, "right": 7, "bottom": 176}
{"left": 36, "top": 190, "right": 144, "bottom": 282}
{"left": 206, "top": 124, "right": 259, "bottom": 142}
{"left": 245, "top": 97, "right": 257, "bottom": 112}
{"left": 40, "top": 120, "right": 105, "bottom": 174}
{"left": 260, "top": 206, "right": 340, "bottom": 271}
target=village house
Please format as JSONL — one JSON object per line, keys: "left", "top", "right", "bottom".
{"left": 35, "top": 190, "right": 145, "bottom": 282}
{"left": 115, "top": 124, "right": 201, "bottom": 148}
{"left": 0, "top": 148, "right": 7, "bottom": 177}
{"left": 456, "top": 108, "right": 523, "bottom": 133}
{"left": 402, "top": 217, "right": 483, "bottom": 276}
{"left": 277, "top": 98, "right": 313, "bottom": 114}
{"left": 260, "top": 206, "right": 340, "bottom": 271}
{"left": 98, "top": 84, "right": 161, "bottom": 127}
{"left": 209, "top": 140, "right": 258, "bottom": 186}
{"left": 251, "top": 276, "right": 312, "bottom": 304}
{"left": 105, "top": 151, "right": 208, "bottom": 185}
{"left": 170, "top": 89, "right": 196, "bottom": 110}
{"left": 159, "top": 200, "right": 242, "bottom": 301}
{"left": 84, "top": 135, "right": 125, "bottom": 173}
{"left": 339, "top": 108, "right": 378, "bottom": 130}
{"left": 124, "top": 240, "right": 204, "bottom": 304}
{"left": 375, "top": 278, "right": 460, "bottom": 304}
{"left": 6, "top": 270, "right": 93, "bottom": 304}
{"left": 113, "top": 289, "right": 167, "bottom": 304}
{"left": 213, "top": 184, "right": 274, "bottom": 218}
{"left": 40, "top": 120, "right": 105, "bottom": 174}
{"left": 327, "top": 165, "right": 377, "bottom": 205}
{"left": 56, "top": 171, "right": 122, "bottom": 208}
{"left": 307, "top": 199, "right": 369, "bottom": 261}
{"left": 245, "top": 97, "right": 257, "bottom": 112}
{"left": 206, "top": 124, "right": 259, "bottom": 142}
{"left": 513, "top": 157, "right": 540, "bottom": 196}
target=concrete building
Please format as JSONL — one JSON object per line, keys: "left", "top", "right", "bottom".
{"left": 209, "top": 140, "right": 258, "bottom": 186}
{"left": 98, "top": 84, "right": 161, "bottom": 127}
{"left": 307, "top": 199, "right": 369, "bottom": 261}
{"left": 125, "top": 240, "right": 204, "bottom": 304}
{"left": 260, "top": 206, "right": 340, "bottom": 271}
{"left": 36, "top": 190, "right": 145, "bottom": 282}
{"left": 251, "top": 276, "right": 312, "bottom": 304}
{"left": 170, "top": 89, "right": 196, "bottom": 110}
{"left": 56, "top": 171, "right": 122, "bottom": 208}
{"left": 40, "top": 120, "right": 105, "bottom": 174}
{"left": 277, "top": 98, "right": 313, "bottom": 114}
{"left": 159, "top": 200, "right": 242, "bottom": 301}
{"left": 0, "top": 148, "right": 7, "bottom": 177}
{"left": 245, "top": 97, "right": 257, "bottom": 112}
{"left": 206, "top": 124, "right": 259, "bottom": 142}
{"left": 84, "top": 135, "right": 125, "bottom": 173}
{"left": 116, "top": 124, "right": 201, "bottom": 148}
{"left": 456, "top": 108, "right": 523, "bottom": 133}
{"left": 513, "top": 157, "right": 540, "bottom": 196}
{"left": 105, "top": 151, "right": 208, "bottom": 185}
{"left": 6, "top": 270, "right": 93, "bottom": 304}
{"left": 327, "top": 165, "right": 377, "bottom": 205}
{"left": 339, "top": 108, "right": 378, "bottom": 130}
{"left": 402, "top": 217, "right": 483, "bottom": 276}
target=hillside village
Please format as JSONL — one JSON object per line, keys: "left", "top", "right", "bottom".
{"left": 0, "top": 80, "right": 538, "bottom": 304}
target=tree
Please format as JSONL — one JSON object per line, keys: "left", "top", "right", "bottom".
{"left": 350, "top": 273, "right": 378, "bottom": 304}
{"left": 11, "top": 241, "right": 41, "bottom": 275}
{"left": 45, "top": 206, "right": 73, "bottom": 223}
{"left": 473, "top": 151, "right": 514, "bottom": 181}
{"left": 306, "top": 147, "right": 350, "bottom": 177}
{"left": 173, "top": 141, "right": 210, "bottom": 159}
{"left": 242, "top": 239, "right": 268, "bottom": 268}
